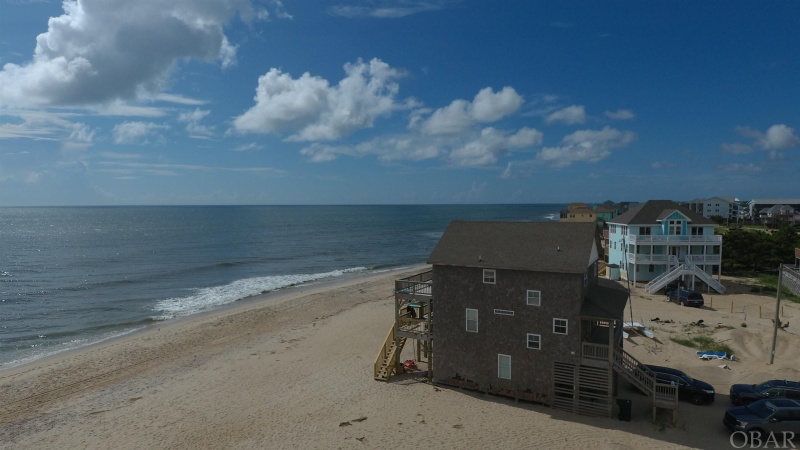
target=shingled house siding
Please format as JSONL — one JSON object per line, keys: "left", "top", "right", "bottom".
{"left": 432, "top": 264, "right": 584, "bottom": 400}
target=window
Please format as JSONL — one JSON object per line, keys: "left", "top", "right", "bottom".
{"left": 494, "top": 309, "right": 514, "bottom": 316}
{"left": 668, "top": 219, "right": 681, "bottom": 235}
{"left": 527, "top": 333, "right": 541, "bottom": 350}
{"left": 553, "top": 318, "right": 568, "bottom": 335}
{"left": 691, "top": 226, "right": 702, "bottom": 236}
{"left": 483, "top": 269, "right": 496, "bottom": 284}
{"left": 498, "top": 354, "right": 511, "bottom": 379}
{"left": 526, "top": 290, "right": 541, "bottom": 306}
{"left": 649, "top": 264, "right": 655, "bottom": 273}
{"left": 640, "top": 227, "right": 651, "bottom": 236}
{"left": 583, "top": 272, "right": 588, "bottom": 286}
{"left": 466, "top": 308, "right": 478, "bottom": 332}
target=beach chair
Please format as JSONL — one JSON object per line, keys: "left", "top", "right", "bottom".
{"left": 696, "top": 351, "right": 733, "bottom": 361}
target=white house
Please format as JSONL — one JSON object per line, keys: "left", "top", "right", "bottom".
{"left": 607, "top": 200, "right": 724, "bottom": 294}
{"left": 684, "top": 196, "right": 740, "bottom": 221}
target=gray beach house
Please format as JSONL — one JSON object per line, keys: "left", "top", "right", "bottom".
{"left": 375, "top": 221, "right": 679, "bottom": 420}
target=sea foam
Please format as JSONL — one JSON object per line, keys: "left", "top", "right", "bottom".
{"left": 153, "top": 267, "right": 367, "bottom": 320}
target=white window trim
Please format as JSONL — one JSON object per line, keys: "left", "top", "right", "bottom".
{"left": 483, "top": 269, "right": 496, "bottom": 284}
{"left": 494, "top": 309, "right": 514, "bottom": 316}
{"left": 526, "top": 290, "right": 541, "bottom": 306}
{"left": 553, "top": 318, "right": 568, "bottom": 335}
{"left": 466, "top": 308, "right": 478, "bottom": 333}
{"left": 498, "top": 354, "right": 511, "bottom": 379}
{"left": 527, "top": 333, "right": 541, "bottom": 350}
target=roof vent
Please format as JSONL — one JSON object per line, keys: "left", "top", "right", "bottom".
{"left": 557, "top": 246, "right": 561, "bottom": 252}
{"left": 478, "top": 255, "right": 483, "bottom": 262}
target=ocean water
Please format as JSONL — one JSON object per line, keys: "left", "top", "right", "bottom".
{"left": 0, "top": 204, "right": 564, "bottom": 369}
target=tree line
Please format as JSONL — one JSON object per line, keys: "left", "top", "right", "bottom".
{"left": 721, "top": 227, "right": 800, "bottom": 273}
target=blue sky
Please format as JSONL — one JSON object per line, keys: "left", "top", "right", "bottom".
{"left": 0, "top": 1, "right": 798, "bottom": 206}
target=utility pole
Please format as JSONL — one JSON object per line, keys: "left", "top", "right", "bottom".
{"left": 770, "top": 265, "right": 784, "bottom": 365}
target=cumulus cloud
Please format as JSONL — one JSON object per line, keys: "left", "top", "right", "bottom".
{"left": 545, "top": 105, "right": 586, "bottom": 125}
{"left": 735, "top": 124, "right": 800, "bottom": 150}
{"left": 0, "top": 0, "right": 278, "bottom": 107}
{"left": 420, "top": 87, "right": 523, "bottom": 135}
{"left": 449, "top": 127, "right": 542, "bottom": 167}
{"left": 604, "top": 109, "right": 635, "bottom": 120}
{"left": 232, "top": 58, "right": 415, "bottom": 141}
{"left": 536, "top": 126, "right": 635, "bottom": 168}
{"left": 113, "top": 121, "right": 169, "bottom": 144}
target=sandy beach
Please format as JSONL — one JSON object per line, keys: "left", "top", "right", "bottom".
{"left": 2, "top": 266, "right": 799, "bottom": 450}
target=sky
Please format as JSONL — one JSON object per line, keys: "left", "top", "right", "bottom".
{"left": 0, "top": 1, "right": 798, "bottom": 206}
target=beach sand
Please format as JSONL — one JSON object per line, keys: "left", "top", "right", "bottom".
{"left": 2, "top": 267, "right": 799, "bottom": 450}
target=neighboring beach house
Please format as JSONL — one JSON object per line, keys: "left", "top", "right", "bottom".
{"left": 606, "top": 200, "right": 725, "bottom": 295}
{"left": 375, "top": 221, "right": 679, "bottom": 420}
{"left": 684, "top": 196, "right": 740, "bottom": 221}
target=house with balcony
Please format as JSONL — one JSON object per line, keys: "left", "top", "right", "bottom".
{"left": 684, "top": 196, "right": 740, "bottom": 221}
{"left": 606, "top": 200, "right": 725, "bottom": 294}
{"left": 374, "top": 221, "right": 678, "bottom": 420}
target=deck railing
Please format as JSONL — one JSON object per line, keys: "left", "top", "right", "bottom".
{"left": 394, "top": 270, "right": 433, "bottom": 298}
{"left": 627, "top": 234, "right": 722, "bottom": 245}
{"left": 581, "top": 342, "right": 610, "bottom": 366}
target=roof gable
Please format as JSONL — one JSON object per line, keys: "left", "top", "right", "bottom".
{"left": 427, "top": 221, "right": 597, "bottom": 274}
{"left": 610, "top": 200, "right": 714, "bottom": 225}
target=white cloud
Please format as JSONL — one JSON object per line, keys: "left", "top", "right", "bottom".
{"left": 536, "top": 126, "right": 635, "bottom": 168}
{"left": 0, "top": 0, "right": 283, "bottom": 108}
{"left": 604, "top": 109, "right": 635, "bottom": 120}
{"left": 545, "top": 105, "right": 586, "bottom": 125}
{"left": 761, "top": 124, "right": 800, "bottom": 150}
{"left": 449, "top": 127, "right": 542, "bottom": 167}
{"left": 113, "top": 121, "right": 169, "bottom": 144}
{"left": 233, "top": 58, "right": 415, "bottom": 141}
{"left": 420, "top": 86, "right": 523, "bottom": 135}
{"left": 178, "top": 108, "right": 213, "bottom": 137}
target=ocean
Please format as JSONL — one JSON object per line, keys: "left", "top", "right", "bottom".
{"left": 0, "top": 204, "right": 564, "bottom": 369}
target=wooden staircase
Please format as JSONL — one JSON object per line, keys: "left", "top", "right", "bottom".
{"left": 612, "top": 345, "right": 678, "bottom": 421}
{"left": 373, "top": 323, "right": 407, "bottom": 381}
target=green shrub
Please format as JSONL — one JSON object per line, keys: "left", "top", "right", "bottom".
{"left": 670, "top": 335, "right": 733, "bottom": 355}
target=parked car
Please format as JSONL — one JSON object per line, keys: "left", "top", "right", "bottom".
{"left": 644, "top": 364, "right": 715, "bottom": 405}
{"left": 723, "top": 398, "right": 800, "bottom": 438}
{"left": 665, "top": 289, "right": 704, "bottom": 307}
{"left": 730, "top": 380, "right": 800, "bottom": 406}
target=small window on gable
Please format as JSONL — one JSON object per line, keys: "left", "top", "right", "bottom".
{"left": 527, "top": 333, "right": 541, "bottom": 350}
{"left": 466, "top": 308, "right": 478, "bottom": 332}
{"left": 498, "top": 354, "right": 511, "bottom": 379}
{"left": 553, "top": 318, "right": 568, "bottom": 335}
{"left": 483, "top": 269, "right": 496, "bottom": 284}
{"left": 526, "top": 290, "right": 541, "bottom": 306}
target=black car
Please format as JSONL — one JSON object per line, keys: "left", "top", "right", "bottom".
{"left": 665, "top": 289, "right": 704, "bottom": 307}
{"left": 730, "top": 380, "right": 800, "bottom": 406}
{"left": 644, "top": 365, "right": 715, "bottom": 405}
{"left": 723, "top": 398, "right": 800, "bottom": 438}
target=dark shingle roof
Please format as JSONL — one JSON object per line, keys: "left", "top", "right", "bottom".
{"left": 610, "top": 200, "right": 714, "bottom": 225}
{"left": 426, "top": 221, "right": 597, "bottom": 274}
{"left": 581, "top": 279, "right": 629, "bottom": 320}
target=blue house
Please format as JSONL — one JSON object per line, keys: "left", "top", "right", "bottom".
{"left": 606, "top": 200, "right": 725, "bottom": 294}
